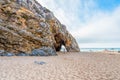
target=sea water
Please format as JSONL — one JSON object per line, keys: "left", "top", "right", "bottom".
{"left": 80, "top": 48, "right": 120, "bottom": 52}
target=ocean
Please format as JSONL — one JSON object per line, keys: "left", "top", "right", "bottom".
{"left": 80, "top": 48, "right": 120, "bottom": 52}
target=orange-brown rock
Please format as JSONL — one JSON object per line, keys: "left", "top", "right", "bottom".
{"left": 0, "top": 0, "right": 80, "bottom": 55}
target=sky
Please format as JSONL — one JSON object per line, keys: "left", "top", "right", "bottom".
{"left": 38, "top": 0, "right": 120, "bottom": 48}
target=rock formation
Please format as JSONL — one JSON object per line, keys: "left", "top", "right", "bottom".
{"left": 0, "top": 0, "right": 80, "bottom": 56}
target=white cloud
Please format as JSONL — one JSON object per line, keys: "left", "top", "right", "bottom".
{"left": 37, "top": 0, "right": 120, "bottom": 48}
{"left": 75, "top": 6, "right": 120, "bottom": 42}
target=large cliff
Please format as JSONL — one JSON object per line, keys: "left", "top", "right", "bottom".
{"left": 0, "top": 0, "right": 80, "bottom": 56}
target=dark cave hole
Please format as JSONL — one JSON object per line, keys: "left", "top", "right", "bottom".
{"left": 55, "top": 40, "right": 67, "bottom": 52}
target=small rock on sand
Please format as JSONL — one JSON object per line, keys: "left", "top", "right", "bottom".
{"left": 34, "top": 61, "right": 46, "bottom": 65}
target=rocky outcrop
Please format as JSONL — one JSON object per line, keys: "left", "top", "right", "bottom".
{"left": 31, "top": 47, "right": 56, "bottom": 56}
{"left": 0, "top": 0, "right": 80, "bottom": 56}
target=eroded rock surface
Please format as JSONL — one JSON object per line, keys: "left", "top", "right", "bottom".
{"left": 0, "top": 0, "right": 80, "bottom": 56}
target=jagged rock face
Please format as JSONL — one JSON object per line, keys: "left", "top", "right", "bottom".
{"left": 0, "top": 0, "right": 80, "bottom": 55}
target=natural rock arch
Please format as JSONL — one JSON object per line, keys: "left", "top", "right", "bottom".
{"left": 0, "top": 0, "right": 80, "bottom": 55}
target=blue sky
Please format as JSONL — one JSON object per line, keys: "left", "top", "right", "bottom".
{"left": 96, "top": 0, "right": 120, "bottom": 11}
{"left": 38, "top": 0, "right": 120, "bottom": 48}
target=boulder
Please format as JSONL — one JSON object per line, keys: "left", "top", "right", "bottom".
{"left": 16, "top": 52, "right": 29, "bottom": 56}
{"left": 0, "top": 50, "right": 14, "bottom": 56}
{"left": 31, "top": 47, "right": 56, "bottom": 56}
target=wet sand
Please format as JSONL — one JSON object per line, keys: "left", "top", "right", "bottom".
{"left": 0, "top": 52, "right": 120, "bottom": 80}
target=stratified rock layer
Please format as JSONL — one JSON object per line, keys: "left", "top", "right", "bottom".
{"left": 0, "top": 0, "right": 80, "bottom": 55}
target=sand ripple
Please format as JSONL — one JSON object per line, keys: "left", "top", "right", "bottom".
{"left": 0, "top": 52, "right": 120, "bottom": 80}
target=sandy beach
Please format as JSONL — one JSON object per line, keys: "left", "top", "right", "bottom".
{"left": 0, "top": 52, "right": 120, "bottom": 80}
